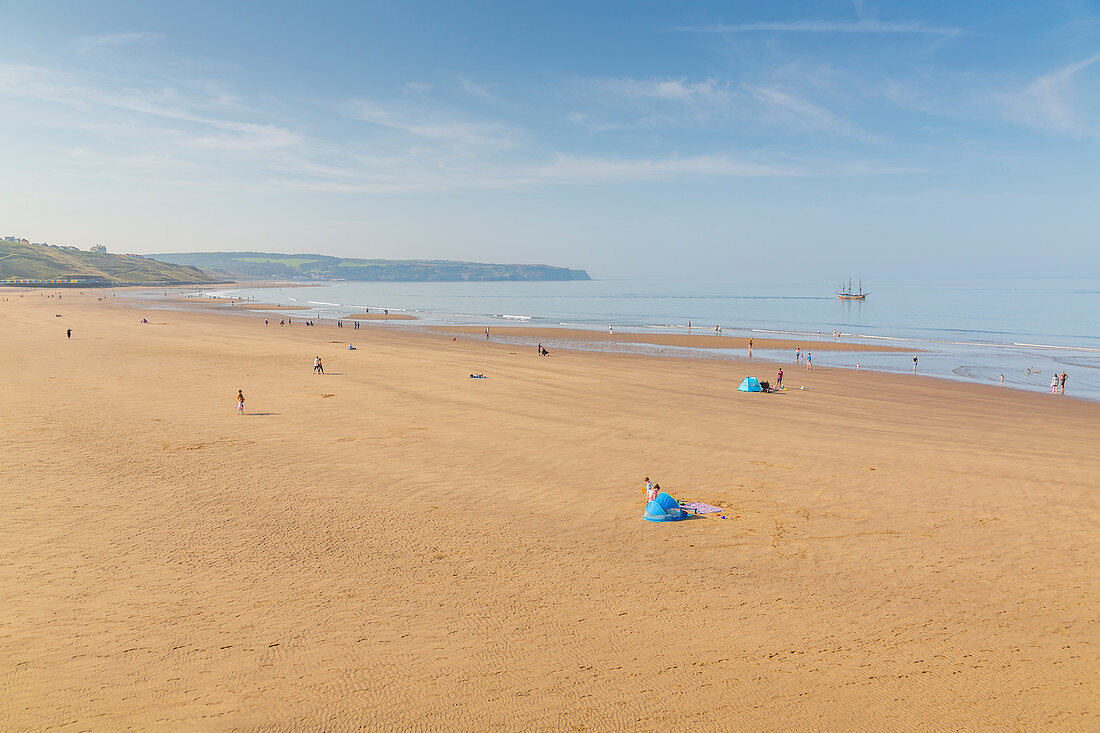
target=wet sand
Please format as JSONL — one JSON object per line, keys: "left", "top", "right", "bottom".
{"left": 346, "top": 312, "right": 417, "bottom": 320}
{"left": 440, "top": 325, "right": 911, "bottom": 352}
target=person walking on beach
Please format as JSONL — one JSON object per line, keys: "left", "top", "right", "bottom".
{"left": 776, "top": 368, "right": 783, "bottom": 389}
{"left": 1060, "top": 371, "right": 1067, "bottom": 395}
{"left": 66, "top": 328, "right": 71, "bottom": 339}
{"left": 912, "top": 356, "right": 918, "bottom": 373}
{"left": 314, "top": 356, "right": 324, "bottom": 374}
{"left": 1000, "top": 374, "right": 1005, "bottom": 385}
{"left": 609, "top": 325, "right": 613, "bottom": 335}
{"left": 806, "top": 352, "right": 813, "bottom": 369}
{"left": 236, "top": 390, "right": 245, "bottom": 415}
{"left": 264, "top": 318, "right": 268, "bottom": 326}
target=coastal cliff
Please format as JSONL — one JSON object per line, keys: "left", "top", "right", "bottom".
{"left": 152, "top": 251, "right": 592, "bottom": 282}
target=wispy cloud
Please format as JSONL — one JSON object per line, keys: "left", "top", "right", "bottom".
{"left": 278, "top": 146, "right": 925, "bottom": 194}
{"left": 1001, "top": 52, "right": 1100, "bottom": 137}
{"left": 748, "top": 86, "right": 884, "bottom": 142}
{"left": 278, "top": 152, "right": 799, "bottom": 194}
{"left": 460, "top": 78, "right": 497, "bottom": 100}
{"left": 0, "top": 63, "right": 303, "bottom": 158}
{"left": 76, "top": 31, "right": 165, "bottom": 52}
{"left": 571, "top": 75, "right": 880, "bottom": 141}
{"left": 674, "top": 20, "right": 961, "bottom": 36}
{"left": 0, "top": 61, "right": 914, "bottom": 198}
{"left": 345, "top": 98, "right": 518, "bottom": 148}
{"left": 597, "top": 77, "right": 730, "bottom": 101}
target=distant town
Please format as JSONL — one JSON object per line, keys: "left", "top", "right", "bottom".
{"left": 2, "top": 236, "right": 144, "bottom": 259}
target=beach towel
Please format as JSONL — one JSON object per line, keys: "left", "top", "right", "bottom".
{"left": 680, "top": 502, "right": 724, "bottom": 514}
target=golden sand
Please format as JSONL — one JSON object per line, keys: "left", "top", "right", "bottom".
{"left": 1, "top": 290, "right": 1096, "bottom": 730}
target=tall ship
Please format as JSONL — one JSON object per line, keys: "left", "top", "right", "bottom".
{"left": 837, "top": 278, "right": 868, "bottom": 300}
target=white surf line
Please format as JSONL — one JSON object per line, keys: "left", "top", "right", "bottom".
{"left": 1014, "top": 343, "right": 1100, "bottom": 352}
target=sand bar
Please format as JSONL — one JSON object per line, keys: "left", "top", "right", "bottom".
{"left": 440, "top": 325, "right": 912, "bottom": 352}
{"left": 1, "top": 290, "right": 1096, "bottom": 730}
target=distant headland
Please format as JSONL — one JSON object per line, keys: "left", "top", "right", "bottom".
{"left": 152, "top": 251, "right": 592, "bottom": 282}
{"left": 0, "top": 237, "right": 591, "bottom": 286}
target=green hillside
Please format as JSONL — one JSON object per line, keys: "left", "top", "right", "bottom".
{"left": 0, "top": 241, "right": 217, "bottom": 285}
{"left": 153, "top": 251, "right": 592, "bottom": 282}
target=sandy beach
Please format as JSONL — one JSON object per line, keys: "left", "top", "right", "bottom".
{"left": 1, "top": 290, "right": 1097, "bottom": 730}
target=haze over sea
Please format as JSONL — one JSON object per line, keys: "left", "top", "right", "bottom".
{"left": 201, "top": 277, "right": 1100, "bottom": 401}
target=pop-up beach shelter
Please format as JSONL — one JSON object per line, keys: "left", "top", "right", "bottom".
{"left": 643, "top": 492, "right": 684, "bottom": 522}
{"left": 738, "top": 377, "right": 761, "bottom": 392}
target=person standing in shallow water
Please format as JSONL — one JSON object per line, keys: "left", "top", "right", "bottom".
{"left": 1060, "top": 371, "right": 1067, "bottom": 395}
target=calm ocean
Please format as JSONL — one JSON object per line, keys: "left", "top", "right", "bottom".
{"left": 191, "top": 278, "right": 1100, "bottom": 401}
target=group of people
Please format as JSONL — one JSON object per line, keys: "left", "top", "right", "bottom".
{"left": 644, "top": 477, "right": 662, "bottom": 502}
{"left": 1052, "top": 371, "right": 1068, "bottom": 395}
{"left": 794, "top": 349, "right": 812, "bottom": 369}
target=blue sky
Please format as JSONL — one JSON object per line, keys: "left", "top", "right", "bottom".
{"left": 0, "top": 0, "right": 1097, "bottom": 279}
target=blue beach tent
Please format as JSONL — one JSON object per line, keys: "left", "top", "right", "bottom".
{"left": 644, "top": 492, "right": 684, "bottom": 522}
{"left": 738, "top": 377, "right": 761, "bottom": 392}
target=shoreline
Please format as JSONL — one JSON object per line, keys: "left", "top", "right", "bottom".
{"left": 122, "top": 286, "right": 1093, "bottom": 402}
{"left": 435, "top": 325, "right": 911, "bottom": 353}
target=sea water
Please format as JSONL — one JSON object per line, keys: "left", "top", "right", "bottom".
{"left": 183, "top": 278, "right": 1100, "bottom": 401}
